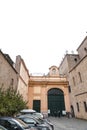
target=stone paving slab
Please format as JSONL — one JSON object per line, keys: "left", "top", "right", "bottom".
{"left": 48, "top": 116, "right": 87, "bottom": 130}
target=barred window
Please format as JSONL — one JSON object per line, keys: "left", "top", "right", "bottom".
{"left": 11, "top": 78, "right": 14, "bottom": 86}
{"left": 76, "top": 102, "right": 79, "bottom": 112}
{"left": 83, "top": 101, "right": 87, "bottom": 112}
{"left": 68, "top": 86, "right": 71, "bottom": 93}
{"left": 73, "top": 77, "right": 76, "bottom": 86}
{"left": 78, "top": 72, "right": 82, "bottom": 83}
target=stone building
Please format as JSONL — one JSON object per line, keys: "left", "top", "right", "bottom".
{"left": 59, "top": 36, "right": 87, "bottom": 119}
{"left": 28, "top": 66, "right": 70, "bottom": 116}
{"left": 0, "top": 50, "right": 29, "bottom": 103}
{"left": 0, "top": 50, "right": 18, "bottom": 90}
{"left": 15, "top": 55, "right": 29, "bottom": 103}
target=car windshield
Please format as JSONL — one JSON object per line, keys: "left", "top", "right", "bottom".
{"left": 35, "top": 118, "right": 44, "bottom": 124}
{"left": 14, "top": 118, "right": 29, "bottom": 128}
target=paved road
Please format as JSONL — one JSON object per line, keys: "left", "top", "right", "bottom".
{"left": 48, "top": 116, "right": 87, "bottom": 130}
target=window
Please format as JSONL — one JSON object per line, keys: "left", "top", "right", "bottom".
{"left": 83, "top": 101, "right": 87, "bottom": 112}
{"left": 10, "top": 78, "right": 14, "bottom": 86}
{"left": 68, "top": 85, "right": 71, "bottom": 93}
{"left": 78, "top": 72, "right": 82, "bottom": 83}
{"left": 73, "top": 77, "right": 75, "bottom": 86}
{"left": 84, "top": 47, "right": 87, "bottom": 52}
{"left": 23, "top": 118, "right": 36, "bottom": 124}
{"left": 76, "top": 102, "right": 79, "bottom": 112}
{"left": 1, "top": 83, "right": 4, "bottom": 87}
{"left": 74, "top": 58, "right": 77, "bottom": 62}
{"left": 52, "top": 68, "right": 56, "bottom": 74}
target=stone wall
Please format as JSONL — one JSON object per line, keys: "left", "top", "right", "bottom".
{"left": 15, "top": 55, "right": 29, "bottom": 102}
{"left": 0, "top": 50, "right": 18, "bottom": 90}
{"left": 59, "top": 36, "right": 87, "bottom": 119}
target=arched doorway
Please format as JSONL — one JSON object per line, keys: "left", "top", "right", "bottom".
{"left": 48, "top": 88, "right": 65, "bottom": 116}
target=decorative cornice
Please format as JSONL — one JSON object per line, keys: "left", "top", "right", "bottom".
{"left": 29, "top": 80, "right": 68, "bottom": 86}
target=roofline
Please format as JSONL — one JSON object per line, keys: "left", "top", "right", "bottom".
{"left": 59, "top": 54, "right": 79, "bottom": 68}
{"left": 0, "top": 49, "right": 18, "bottom": 74}
{"left": 77, "top": 36, "right": 87, "bottom": 51}
{"left": 21, "top": 58, "right": 29, "bottom": 77}
{"left": 69, "top": 54, "right": 87, "bottom": 73}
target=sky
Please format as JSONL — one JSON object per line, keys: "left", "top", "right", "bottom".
{"left": 0, "top": 0, "right": 87, "bottom": 75}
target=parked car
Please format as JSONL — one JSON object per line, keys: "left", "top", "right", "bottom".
{"left": 42, "top": 118, "right": 54, "bottom": 130}
{"left": 20, "top": 109, "right": 36, "bottom": 114}
{"left": 17, "top": 114, "right": 54, "bottom": 130}
{"left": 0, "top": 117, "right": 37, "bottom": 130}
{"left": 31, "top": 112, "right": 44, "bottom": 119}
{"left": 17, "top": 115, "right": 51, "bottom": 130}
{"left": 20, "top": 109, "right": 44, "bottom": 119}
{"left": 0, "top": 125, "right": 7, "bottom": 130}
{"left": 34, "top": 117, "right": 54, "bottom": 130}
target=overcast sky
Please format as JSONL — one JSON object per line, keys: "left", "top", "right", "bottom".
{"left": 0, "top": 0, "right": 87, "bottom": 74}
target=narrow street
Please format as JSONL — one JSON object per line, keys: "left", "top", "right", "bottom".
{"left": 48, "top": 116, "right": 87, "bottom": 130}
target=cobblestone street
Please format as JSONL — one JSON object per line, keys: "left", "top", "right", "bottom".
{"left": 48, "top": 116, "right": 87, "bottom": 130}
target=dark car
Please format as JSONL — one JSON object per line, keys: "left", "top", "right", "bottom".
{"left": 17, "top": 115, "right": 51, "bottom": 130}
{"left": 0, "top": 117, "right": 37, "bottom": 130}
{"left": 17, "top": 114, "right": 54, "bottom": 130}
{"left": 16, "top": 114, "right": 54, "bottom": 130}
{"left": 37, "top": 118, "right": 54, "bottom": 130}
{"left": 0, "top": 125, "right": 7, "bottom": 130}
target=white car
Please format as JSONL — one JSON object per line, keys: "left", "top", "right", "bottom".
{"left": 20, "top": 109, "right": 44, "bottom": 119}
{"left": 20, "top": 109, "right": 36, "bottom": 114}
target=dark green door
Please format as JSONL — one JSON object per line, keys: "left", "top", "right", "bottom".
{"left": 48, "top": 88, "right": 65, "bottom": 116}
{"left": 33, "top": 100, "right": 41, "bottom": 112}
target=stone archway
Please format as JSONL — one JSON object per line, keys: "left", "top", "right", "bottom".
{"left": 47, "top": 88, "right": 65, "bottom": 116}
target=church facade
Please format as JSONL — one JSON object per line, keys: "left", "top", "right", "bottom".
{"left": 28, "top": 66, "right": 70, "bottom": 116}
